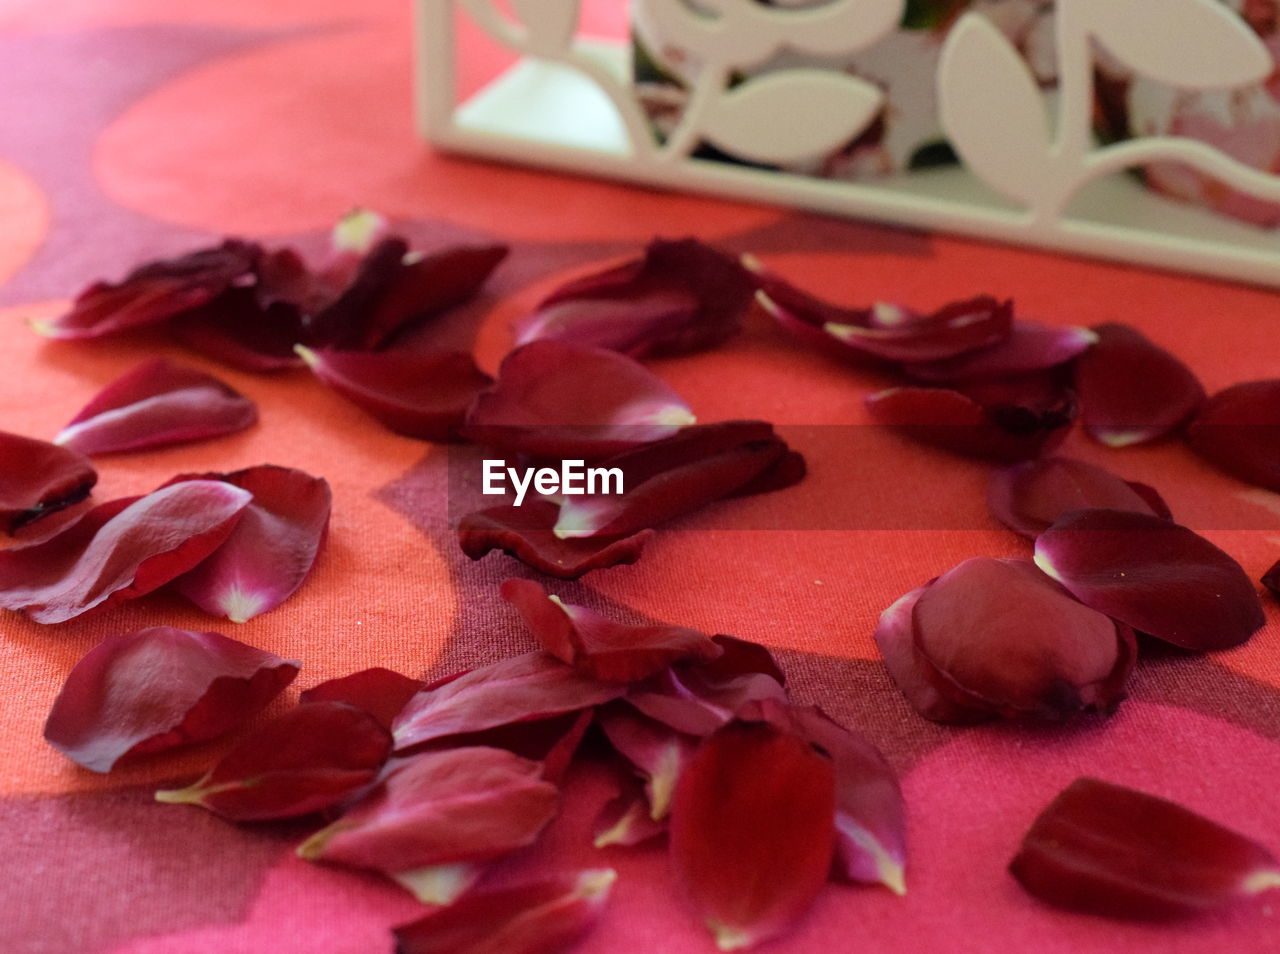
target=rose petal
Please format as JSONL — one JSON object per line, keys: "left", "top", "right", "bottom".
{"left": 501, "top": 579, "right": 722, "bottom": 682}
{"left": 593, "top": 780, "right": 668, "bottom": 848}
{"left": 299, "top": 668, "right": 424, "bottom": 731}
{"left": 515, "top": 237, "right": 755, "bottom": 358}
{"left": 872, "top": 583, "right": 993, "bottom": 725}
{"left": 0, "top": 430, "right": 97, "bottom": 533}
{"left": 166, "top": 465, "right": 331, "bottom": 622}
{"left": 0, "top": 480, "right": 252, "bottom": 623}
{"left": 905, "top": 322, "right": 1097, "bottom": 382}
{"left": 458, "top": 501, "right": 653, "bottom": 579}
{"left": 54, "top": 358, "right": 257, "bottom": 455}
{"left": 670, "top": 720, "right": 835, "bottom": 950}
{"left": 43, "top": 626, "right": 299, "bottom": 773}
{"left": 866, "top": 377, "right": 1075, "bottom": 462}
{"left": 392, "top": 652, "right": 625, "bottom": 752}
{"left": 988, "top": 457, "right": 1169, "bottom": 539}
{"left": 297, "top": 345, "right": 492, "bottom": 441}
{"left": 1075, "top": 323, "right": 1205, "bottom": 447}
{"left": 154, "top": 701, "right": 392, "bottom": 821}
{"left": 1035, "top": 509, "right": 1266, "bottom": 651}
{"left": 31, "top": 240, "right": 259, "bottom": 339}
{"left": 298, "top": 747, "right": 558, "bottom": 884}
{"left": 1011, "top": 777, "right": 1280, "bottom": 918}
{"left": 1264, "top": 560, "right": 1280, "bottom": 600}
{"left": 625, "top": 662, "right": 789, "bottom": 738}
{"left": 392, "top": 869, "right": 616, "bottom": 954}
{"left": 461, "top": 341, "right": 695, "bottom": 459}
{"left": 1186, "top": 379, "right": 1280, "bottom": 493}
{"left": 912, "top": 557, "right": 1136, "bottom": 719}
{"left": 598, "top": 704, "right": 698, "bottom": 819}
{"left": 307, "top": 239, "right": 507, "bottom": 350}
{"left": 170, "top": 285, "right": 307, "bottom": 372}
{"left": 699, "top": 634, "right": 786, "bottom": 686}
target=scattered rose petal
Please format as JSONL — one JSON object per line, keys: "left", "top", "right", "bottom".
{"left": 166, "top": 465, "right": 331, "bottom": 622}
{"left": 43, "top": 626, "right": 299, "bottom": 773}
{"left": 0, "top": 430, "right": 97, "bottom": 533}
{"left": 501, "top": 579, "right": 722, "bottom": 682}
{"left": 1011, "top": 777, "right": 1280, "bottom": 918}
{"left": 462, "top": 341, "right": 695, "bottom": 459}
{"left": 593, "top": 780, "right": 668, "bottom": 848}
{"left": 1264, "top": 560, "right": 1280, "bottom": 600}
{"left": 1075, "top": 323, "right": 1205, "bottom": 447}
{"left": 307, "top": 239, "right": 507, "bottom": 350}
{"left": 155, "top": 701, "right": 392, "bottom": 821}
{"left": 670, "top": 720, "right": 835, "bottom": 950}
{"left": 1186, "top": 379, "right": 1280, "bottom": 493}
{"left": 516, "top": 238, "right": 754, "bottom": 358}
{"left": 54, "top": 359, "right": 257, "bottom": 456}
{"left": 598, "top": 704, "right": 698, "bottom": 819}
{"left": 392, "top": 868, "right": 616, "bottom": 954}
{"left": 31, "top": 240, "right": 259, "bottom": 339}
{"left": 298, "top": 747, "right": 558, "bottom": 890}
{"left": 392, "top": 652, "right": 624, "bottom": 752}
{"left": 170, "top": 284, "right": 307, "bottom": 372}
{"left": 1035, "top": 509, "right": 1265, "bottom": 651}
{"left": 988, "top": 457, "right": 1169, "bottom": 539}
{"left": 866, "top": 376, "right": 1075, "bottom": 461}
{"left": 553, "top": 421, "right": 799, "bottom": 539}
{"left": 0, "top": 480, "right": 252, "bottom": 623}
{"left": 300, "top": 668, "right": 424, "bottom": 731}
{"left": 297, "top": 345, "right": 492, "bottom": 441}
{"left": 458, "top": 502, "right": 654, "bottom": 579}
{"left": 625, "top": 660, "right": 790, "bottom": 740}
{"left": 911, "top": 557, "right": 1136, "bottom": 720}
{"left": 905, "top": 322, "right": 1097, "bottom": 382}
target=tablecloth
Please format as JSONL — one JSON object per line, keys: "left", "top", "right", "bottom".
{"left": 1, "top": 1, "right": 1278, "bottom": 952}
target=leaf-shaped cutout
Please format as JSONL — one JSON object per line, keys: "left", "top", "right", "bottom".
{"left": 938, "top": 13, "right": 1053, "bottom": 207}
{"left": 510, "top": 0, "right": 579, "bottom": 52}
{"left": 1081, "top": 0, "right": 1271, "bottom": 90}
{"left": 743, "top": 0, "right": 904, "bottom": 57}
{"left": 700, "top": 70, "right": 882, "bottom": 166}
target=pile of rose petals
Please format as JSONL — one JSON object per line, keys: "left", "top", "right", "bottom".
{"left": 0, "top": 464, "right": 329, "bottom": 623}
{"left": 110, "top": 586, "right": 907, "bottom": 951}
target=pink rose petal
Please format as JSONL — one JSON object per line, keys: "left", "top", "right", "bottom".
{"left": 167, "top": 465, "right": 331, "bottom": 622}
{"left": 625, "top": 658, "right": 790, "bottom": 738}
{"left": 0, "top": 430, "right": 97, "bottom": 533}
{"left": 462, "top": 341, "right": 695, "bottom": 459}
{"left": 1075, "top": 323, "right": 1205, "bottom": 447}
{"left": 598, "top": 704, "right": 698, "bottom": 819}
{"left": 1035, "top": 509, "right": 1266, "bottom": 650}
{"left": 54, "top": 359, "right": 257, "bottom": 455}
{"left": 905, "top": 321, "right": 1097, "bottom": 382}
{"left": 0, "top": 480, "right": 252, "bottom": 623}
{"left": 299, "top": 668, "right": 424, "bottom": 731}
{"left": 501, "top": 578, "right": 722, "bottom": 682}
{"left": 1186, "top": 379, "right": 1280, "bottom": 492}
{"left": 44, "top": 625, "right": 299, "bottom": 773}
{"left": 988, "top": 457, "right": 1169, "bottom": 539}
{"left": 593, "top": 779, "right": 668, "bottom": 848}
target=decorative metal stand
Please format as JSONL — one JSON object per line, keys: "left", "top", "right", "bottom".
{"left": 416, "top": 0, "right": 1280, "bottom": 287}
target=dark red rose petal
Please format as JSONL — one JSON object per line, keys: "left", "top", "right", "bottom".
{"left": 297, "top": 345, "right": 492, "bottom": 441}
{"left": 905, "top": 322, "right": 1097, "bottom": 382}
{"left": 670, "top": 720, "right": 835, "bottom": 950}
{"left": 392, "top": 652, "right": 624, "bottom": 752}
{"left": 1264, "top": 560, "right": 1280, "bottom": 599}
{"left": 1186, "top": 379, "right": 1280, "bottom": 493}
{"left": 698, "top": 634, "right": 786, "bottom": 686}
{"left": 0, "top": 430, "right": 97, "bottom": 533}
{"left": 298, "top": 746, "right": 558, "bottom": 893}
{"left": 593, "top": 780, "right": 668, "bottom": 848}
{"left": 0, "top": 480, "right": 251, "bottom": 623}
{"left": 170, "top": 284, "right": 307, "bottom": 372}
{"left": 872, "top": 582, "right": 993, "bottom": 725}
{"left": 31, "top": 240, "right": 259, "bottom": 339}
{"left": 1075, "top": 323, "right": 1205, "bottom": 447}
{"left": 299, "top": 667, "right": 424, "bottom": 731}
{"left": 461, "top": 341, "right": 695, "bottom": 459}
{"left": 1011, "top": 777, "right": 1280, "bottom": 918}
{"left": 54, "top": 359, "right": 257, "bottom": 456}
{"left": 598, "top": 704, "right": 698, "bottom": 819}
{"left": 154, "top": 701, "right": 392, "bottom": 821}
{"left": 166, "top": 465, "right": 331, "bottom": 622}
{"left": 392, "top": 869, "right": 616, "bottom": 954}
{"left": 625, "top": 663, "right": 789, "bottom": 739}
{"left": 458, "top": 502, "right": 653, "bottom": 579}
{"left": 913, "top": 557, "right": 1136, "bottom": 719}
{"left": 307, "top": 239, "right": 508, "bottom": 350}
{"left": 501, "top": 578, "right": 722, "bottom": 682}
{"left": 1035, "top": 509, "right": 1266, "bottom": 651}
{"left": 517, "top": 237, "right": 754, "bottom": 358}
{"left": 988, "top": 457, "right": 1169, "bottom": 539}
{"left": 43, "top": 626, "right": 299, "bottom": 773}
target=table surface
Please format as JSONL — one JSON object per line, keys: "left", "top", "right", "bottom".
{"left": 1, "top": 2, "right": 1278, "bottom": 953}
